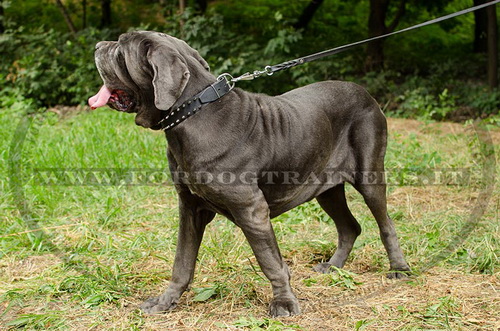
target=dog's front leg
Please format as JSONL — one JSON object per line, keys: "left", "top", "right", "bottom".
{"left": 141, "top": 193, "right": 215, "bottom": 314}
{"left": 231, "top": 189, "right": 300, "bottom": 317}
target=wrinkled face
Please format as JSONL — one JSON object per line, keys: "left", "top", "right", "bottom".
{"left": 90, "top": 31, "right": 210, "bottom": 129}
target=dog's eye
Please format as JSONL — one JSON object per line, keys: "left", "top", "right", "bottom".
{"left": 116, "top": 50, "right": 125, "bottom": 64}
{"left": 141, "top": 40, "right": 152, "bottom": 52}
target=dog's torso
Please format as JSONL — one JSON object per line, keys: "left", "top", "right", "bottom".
{"left": 166, "top": 80, "right": 386, "bottom": 219}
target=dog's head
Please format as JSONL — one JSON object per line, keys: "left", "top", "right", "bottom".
{"left": 89, "top": 31, "right": 211, "bottom": 129}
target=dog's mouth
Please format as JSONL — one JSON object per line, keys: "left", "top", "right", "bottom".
{"left": 108, "top": 89, "right": 136, "bottom": 112}
{"left": 88, "top": 85, "right": 135, "bottom": 112}
{"left": 89, "top": 85, "right": 167, "bottom": 130}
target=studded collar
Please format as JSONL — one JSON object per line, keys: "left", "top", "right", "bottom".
{"left": 158, "top": 78, "right": 232, "bottom": 131}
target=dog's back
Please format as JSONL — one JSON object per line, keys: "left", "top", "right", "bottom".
{"left": 221, "top": 81, "right": 388, "bottom": 215}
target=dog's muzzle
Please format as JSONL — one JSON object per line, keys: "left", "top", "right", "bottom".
{"left": 88, "top": 85, "right": 136, "bottom": 112}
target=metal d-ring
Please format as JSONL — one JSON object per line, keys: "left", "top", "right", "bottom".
{"left": 217, "top": 73, "right": 235, "bottom": 90}
{"left": 265, "top": 66, "right": 274, "bottom": 75}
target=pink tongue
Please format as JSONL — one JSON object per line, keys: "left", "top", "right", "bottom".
{"left": 88, "top": 85, "right": 112, "bottom": 109}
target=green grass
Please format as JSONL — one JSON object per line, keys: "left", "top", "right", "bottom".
{"left": 0, "top": 104, "right": 498, "bottom": 330}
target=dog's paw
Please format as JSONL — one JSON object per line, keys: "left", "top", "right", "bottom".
{"left": 387, "top": 268, "right": 412, "bottom": 279}
{"left": 140, "top": 296, "right": 177, "bottom": 314}
{"left": 312, "top": 262, "right": 336, "bottom": 274}
{"left": 269, "top": 297, "right": 301, "bottom": 317}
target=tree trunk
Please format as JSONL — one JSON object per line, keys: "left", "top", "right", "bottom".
{"left": 196, "top": 0, "right": 207, "bottom": 13}
{"left": 100, "top": 0, "right": 112, "bottom": 28}
{"left": 366, "top": 0, "right": 390, "bottom": 71}
{"left": 293, "top": 0, "right": 324, "bottom": 30}
{"left": 82, "top": 0, "right": 87, "bottom": 29}
{"left": 365, "top": 0, "right": 406, "bottom": 71}
{"left": 474, "top": 0, "right": 488, "bottom": 53}
{"left": 55, "top": 0, "right": 77, "bottom": 35}
{"left": 487, "top": 3, "right": 498, "bottom": 89}
{"left": 178, "top": 0, "right": 186, "bottom": 35}
{"left": 0, "top": 2, "right": 4, "bottom": 34}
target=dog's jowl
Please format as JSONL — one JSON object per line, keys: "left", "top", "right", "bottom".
{"left": 89, "top": 31, "right": 410, "bottom": 317}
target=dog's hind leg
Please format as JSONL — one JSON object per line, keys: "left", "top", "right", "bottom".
{"left": 354, "top": 182, "right": 411, "bottom": 278}
{"left": 347, "top": 110, "right": 410, "bottom": 278}
{"left": 313, "top": 184, "right": 362, "bottom": 273}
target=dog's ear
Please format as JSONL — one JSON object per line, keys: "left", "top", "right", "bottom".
{"left": 161, "top": 34, "right": 210, "bottom": 72}
{"left": 147, "top": 47, "right": 190, "bottom": 111}
{"left": 190, "top": 49, "right": 210, "bottom": 72}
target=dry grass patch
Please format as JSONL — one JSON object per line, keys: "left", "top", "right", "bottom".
{"left": 1, "top": 116, "right": 498, "bottom": 330}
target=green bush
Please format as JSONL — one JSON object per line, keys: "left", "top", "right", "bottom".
{"left": 161, "top": 9, "right": 309, "bottom": 95}
{"left": 357, "top": 69, "right": 499, "bottom": 120}
{"left": 1, "top": 4, "right": 497, "bottom": 119}
{"left": 393, "top": 88, "right": 456, "bottom": 121}
{"left": 1, "top": 27, "right": 116, "bottom": 107}
{"left": 454, "top": 84, "right": 500, "bottom": 116}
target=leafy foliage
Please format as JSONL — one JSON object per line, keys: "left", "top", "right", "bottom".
{"left": 192, "top": 282, "right": 227, "bottom": 302}
{"left": 0, "top": 0, "right": 498, "bottom": 118}
{"left": 1, "top": 27, "right": 115, "bottom": 107}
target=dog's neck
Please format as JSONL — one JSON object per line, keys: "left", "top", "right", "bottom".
{"left": 172, "top": 67, "right": 217, "bottom": 111}
{"left": 163, "top": 74, "right": 247, "bottom": 170}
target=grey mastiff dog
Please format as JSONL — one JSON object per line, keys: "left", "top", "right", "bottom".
{"left": 89, "top": 31, "right": 410, "bottom": 317}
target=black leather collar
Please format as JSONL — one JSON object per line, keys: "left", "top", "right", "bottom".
{"left": 159, "top": 78, "right": 232, "bottom": 131}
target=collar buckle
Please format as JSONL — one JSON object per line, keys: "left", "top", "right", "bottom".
{"left": 159, "top": 76, "right": 233, "bottom": 131}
